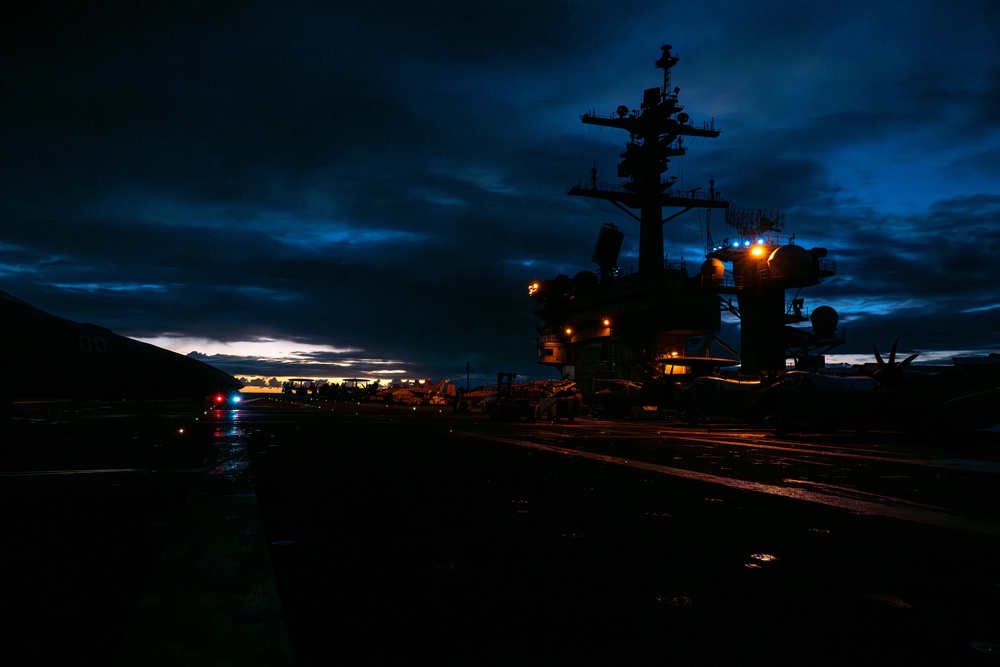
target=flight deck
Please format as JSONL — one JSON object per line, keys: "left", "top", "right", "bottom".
{"left": 5, "top": 399, "right": 999, "bottom": 665}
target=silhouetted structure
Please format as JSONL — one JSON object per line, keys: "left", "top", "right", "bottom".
{"left": 530, "top": 45, "right": 844, "bottom": 395}
{"left": 0, "top": 290, "right": 242, "bottom": 415}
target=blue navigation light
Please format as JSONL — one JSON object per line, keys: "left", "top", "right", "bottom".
{"left": 231, "top": 394, "right": 242, "bottom": 404}
{"left": 732, "top": 241, "right": 740, "bottom": 248}
{"left": 757, "top": 238, "right": 764, "bottom": 244}
{"left": 743, "top": 239, "right": 751, "bottom": 246}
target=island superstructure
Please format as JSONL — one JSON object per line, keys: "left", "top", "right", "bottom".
{"left": 530, "top": 45, "right": 844, "bottom": 395}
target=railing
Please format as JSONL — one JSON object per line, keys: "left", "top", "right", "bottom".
{"left": 615, "top": 258, "right": 688, "bottom": 277}
{"left": 706, "top": 232, "right": 789, "bottom": 256}
{"left": 567, "top": 182, "right": 621, "bottom": 195}
{"left": 710, "top": 274, "right": 741, "bottom": 289}
{"left": 569, "top": 181, "right": 728, "bottom": 203}
{"left": 786, "top": 301, "right": 807, "bottom": 318}
{"left": 662, "top": 186, "right": 727, "bottom": 203}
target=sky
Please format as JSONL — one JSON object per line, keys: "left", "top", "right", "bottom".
{"left": 3, "top": 0, "right": 999, "bottom": 386}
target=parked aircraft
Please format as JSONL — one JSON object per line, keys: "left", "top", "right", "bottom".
{"left": 758, "top": 341, "right": 1000, "bottom": 436}
{"left": 373, "top": 379, "right": 455, "bottom": 405}
{"left": 862, "top": 341, "right": 1000, "bottom": 433}
{"left": 758, "top": 371, "right": 880, "bottom": 436}
{"left": 0, "top": 290, "right": 242, "bottom": 419}
{"left": 680, "top": 375, "right": 764, "bottom": 426}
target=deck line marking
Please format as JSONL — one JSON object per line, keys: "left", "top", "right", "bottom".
{"left": 457, "top": 430, "right": 1000, "bottom": 536}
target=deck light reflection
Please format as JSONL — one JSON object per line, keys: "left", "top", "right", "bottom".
{"left": 749, "top": 553, "right": 780, "bottom": 562}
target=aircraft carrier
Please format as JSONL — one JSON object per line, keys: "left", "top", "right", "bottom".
{"left": 4, "top": 45, "right": 1000, "bottom": 667}
{"left": 3, "top": 283, "right": 999, "bottom": 663}
{"left": 530, "top": 45, "right": 843, "bottom": 398}
{"left": 527, "top": 46, "right": 998, "bottom": 433}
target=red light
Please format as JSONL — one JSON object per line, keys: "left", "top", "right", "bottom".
{"left": 214, "top": 394, "right": 224, "bottom": 403}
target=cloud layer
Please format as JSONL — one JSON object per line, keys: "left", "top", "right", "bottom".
{"left": 3, "top": 1, "right": 998, "bottom": 380}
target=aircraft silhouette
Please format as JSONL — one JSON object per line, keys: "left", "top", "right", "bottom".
{"left": 759, "top": 340, "right": 1000, "bottom": 436}
{"left": 758, "top": 370, "right": 880, "bottom": 436}
{"left": 1, "top": 290, "right": 242, "bottom": 416}
{"left": 864, "top": 339, "right": 1000, "bottom": 433}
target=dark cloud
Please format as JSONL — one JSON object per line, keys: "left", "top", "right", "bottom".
{"left": 2, "top": 1, "right": 998, "bottom": 380}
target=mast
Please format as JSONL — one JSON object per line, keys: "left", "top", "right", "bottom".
{"left": 568, "top": 45, "right": 728, "bottom": 274}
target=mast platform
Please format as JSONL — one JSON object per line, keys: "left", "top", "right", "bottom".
{"left": 568, "top": 183, "right": 729, "bottom": 211}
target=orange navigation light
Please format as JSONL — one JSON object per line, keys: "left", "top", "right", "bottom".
{"left": 603, "top": 318, "right": 611, "bottom": 326}
{"left": 751, "top": 245, "right": 765, "bottom": 257}
{"left": 528, "top": 281, "right": 540, "bottom": 296}
{"left": 564, "top": 327, "right": 573, "bottom": 336}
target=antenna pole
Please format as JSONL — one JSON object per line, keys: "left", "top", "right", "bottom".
{"left": 706, "top": 178, "right": 715, "bottom": 248}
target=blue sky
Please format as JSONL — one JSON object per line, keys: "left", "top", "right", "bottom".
{"left": 2, "top": 0, "right": 998, "bottom": 384}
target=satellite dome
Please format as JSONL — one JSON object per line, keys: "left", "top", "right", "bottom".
{"left": 700, "top": 258, "right": 725, "bottom": 281}
{"left": 810, "top": 305, "right": 839, "bottom": 337}
{"left": 767, "top": 245, "right": 815, "bottom": 281}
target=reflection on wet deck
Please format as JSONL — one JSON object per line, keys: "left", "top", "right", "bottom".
{"left": 4, "top": 400, "right": 1000, "bottom": 664}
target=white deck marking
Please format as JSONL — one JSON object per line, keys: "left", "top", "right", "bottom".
{"left": 457, "top": 430, "right": 1000, "bottom": 536}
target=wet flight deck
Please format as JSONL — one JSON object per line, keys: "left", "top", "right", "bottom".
{"left": 3, "top": 398, "right": 1000, "bottom": 665}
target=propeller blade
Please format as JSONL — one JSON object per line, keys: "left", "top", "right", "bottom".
{"left": 900, "top": 353, "right": 919, "bottom": 369}
{"left": 873, "top": 343, "right": 885, "bottom": 368}
{"left": 889, "top": 337, "right": 899, "bottom": 366}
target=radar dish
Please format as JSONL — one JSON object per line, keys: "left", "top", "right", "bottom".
{"left": 676, "top": 112, "right": 690, "bottom": 124}
{"left": 616, "top": 105, "right": 629, "bottom": 118}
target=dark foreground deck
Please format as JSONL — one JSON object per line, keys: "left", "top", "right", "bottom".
{"left": 3, "top": 398, "right": 1000, "bottom": 665}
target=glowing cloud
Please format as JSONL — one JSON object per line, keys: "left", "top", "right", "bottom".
{"left": 132, "top": 336, "right": 360, "bottom": 359}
